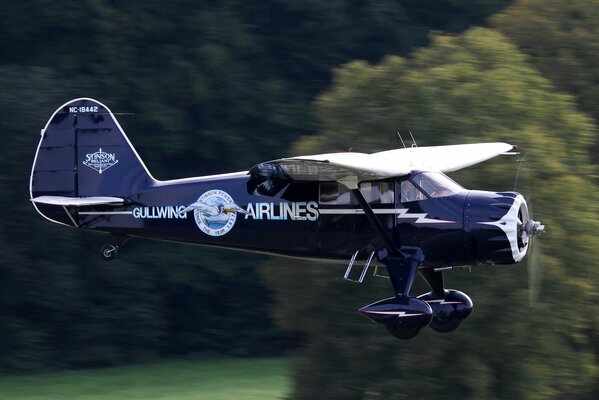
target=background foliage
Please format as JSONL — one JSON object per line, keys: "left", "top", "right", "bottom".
{"left": 262, "top": 27, "right": 598, "bottom": 399}
{"left": 1, "top": 1, "right": 598, "bottom": 399}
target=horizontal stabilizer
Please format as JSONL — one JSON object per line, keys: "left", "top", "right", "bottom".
{"left": 31, "top": 196, "right": 125, "bottom": 207}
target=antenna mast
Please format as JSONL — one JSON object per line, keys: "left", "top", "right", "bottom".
{"left": 397, "top": 131, "right": 407, "bottom": 149}
{"left": 409, "top": 131, "right": 417, "bottom": 147}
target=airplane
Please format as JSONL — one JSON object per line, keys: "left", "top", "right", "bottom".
{"left": 29, "top": 98, "right": 545, "bottom": 339}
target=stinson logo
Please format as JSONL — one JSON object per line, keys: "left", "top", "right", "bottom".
{"left": 83, "top": 148, "right": 118, "bottom": 174}
{"left": 188, "top": 189, "right": 244, "bottom": 237}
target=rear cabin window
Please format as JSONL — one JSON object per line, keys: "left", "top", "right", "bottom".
{"left": 319, "top": 182, "right": 356, "bottom": 206}
{"left": 319, "top": 181, "right": 394, "bottom": 206}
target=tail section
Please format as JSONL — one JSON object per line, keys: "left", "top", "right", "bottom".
{"left": 30, "top": 98, "right": 155, "bottom": 225}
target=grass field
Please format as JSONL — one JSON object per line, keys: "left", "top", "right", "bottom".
{"left": 0, "top": 357, "right": 290, "bottom": 400}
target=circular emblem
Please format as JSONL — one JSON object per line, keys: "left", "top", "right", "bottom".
{"left": 192, "top": 189, "right": 239, "bottom": 236}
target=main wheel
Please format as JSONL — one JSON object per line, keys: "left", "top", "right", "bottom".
{"left": 101, "top": 245, "right": 118, "bottom": 261}
{"left": 429, "top": 316, "right": 462, "bottom": 333}
{"left": 385, "top": 324, "right": 421, "bottom": 340}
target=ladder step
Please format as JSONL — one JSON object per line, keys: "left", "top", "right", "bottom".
{"left": 344, "top": 251, "right": 376, "bottom": 283}
{"left": 344, "top": 250, "right": 360, "bottom": 280}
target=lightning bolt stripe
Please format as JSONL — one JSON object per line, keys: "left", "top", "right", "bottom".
{"left": 395, "top": 209, "right": 455, "bottom": 224}
{"left": 423, "top": 300, "right": 463, "bottom": 305}
{"left": 363, "top": 311, "right": 425, "bottom": 317}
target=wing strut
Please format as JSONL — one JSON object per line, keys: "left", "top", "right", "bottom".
{"left": 340, "top": 178, "right": 400, "bottom": 256}
{"left": 343, "top": 180, "right": 427, "bottom": 298}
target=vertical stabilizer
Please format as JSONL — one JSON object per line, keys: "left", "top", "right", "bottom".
{"left": 30, "top": 98, "right": 155, "bottom": 225}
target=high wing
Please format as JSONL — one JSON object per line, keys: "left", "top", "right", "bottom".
{"left": 254, "top": 142, "right": 514, "bottom": 184}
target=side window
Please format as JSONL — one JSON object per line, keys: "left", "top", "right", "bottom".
{"left": 318, "top": 181, "right": 394, "bottom": 206}
{"left": 411, "top": 172, "right": 464, "bottom": 199}
{"left": 401, "top": 180, "right": 426, "bottom": 203}
{"left": 319, "top": 182, "right": 355, "bottom": 205}
{"left": 360, "top": 181, "right": 394, "bottom": 205}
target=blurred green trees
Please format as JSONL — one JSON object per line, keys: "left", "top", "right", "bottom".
{"left": 0, "top": 0, "right": 515, "bottom": 371}
{"left": 1, "top": 2, "right": 598, "bottom": 398}
{"left": 492, "top": 0, "right": 599, "bottom": 162}
{"left": 262, "top": 28, "right": 599, "bottom": 399}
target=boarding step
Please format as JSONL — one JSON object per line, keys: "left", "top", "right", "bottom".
{"left": 344, "top": 250, "right": 375, "bottom": 283}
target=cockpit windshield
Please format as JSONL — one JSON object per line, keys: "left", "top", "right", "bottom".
{"left": 401, "top": 172, "right": 465, "bottom": 202}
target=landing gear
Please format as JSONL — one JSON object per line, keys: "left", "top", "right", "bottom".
{"left": 359, "top": 251, "right": 433, "bottom": 339}
{"left": 100, "top": 236, "right": 129, "bottom": 261}
{"left": 418, "top": 269, "right": 473, "bottom": 334}
{"left": 347, "top": 185, "right": 470, "bottom": 339}
{"left": 357, "top": 255, "right": 473, "bottom": 338}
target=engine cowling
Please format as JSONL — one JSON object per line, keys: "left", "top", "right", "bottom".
{"left": 464, "top": 191, "right": 544, "bottom": 265}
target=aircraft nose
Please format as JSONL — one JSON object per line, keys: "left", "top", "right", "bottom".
{"left": 464, "top": 191, "right": 539, "bottom": 264}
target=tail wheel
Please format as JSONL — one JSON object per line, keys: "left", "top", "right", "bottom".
{"left": 101, "top": 244, "right": 118, "bottom": 261}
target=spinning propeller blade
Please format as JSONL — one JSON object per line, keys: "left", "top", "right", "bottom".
{"left": 527, "top": 232, "right": 545, "bottom": 304}
{"left": 514, "top": 153, "right": 546, "bottom": 303}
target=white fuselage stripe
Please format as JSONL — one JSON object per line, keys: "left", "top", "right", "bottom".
{"left": 319, "top": 208, "right": 455, "bottom": 224}
{"left": 79, "top": 211, "right": 133, "bottom": 215}
{"left": 319, "top": 209, "right": 400, "bottom": 215}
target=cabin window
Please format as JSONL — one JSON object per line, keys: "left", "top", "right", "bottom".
{"left": 401, "top": 172, "right": 465, "bottom": 202}
{"left": 412, "top": 172, "right": 464, "bottom": 199}
{"left": 401, "top": 180, "right": 427, "bottom": 202}
{"left": 319, "top": 181, "right": 394, "bottom": 206}
{"left": 359, "top": 181, "right": 394, "bottom": 205}
{"left": 319, "top": 182, "right": 356, "bottom": 206}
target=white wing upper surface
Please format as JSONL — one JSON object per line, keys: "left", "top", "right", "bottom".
{"left": 266, "top": 143, "right": 513, "bottom": 182}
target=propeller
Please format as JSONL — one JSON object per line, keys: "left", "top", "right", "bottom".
{"left": 513, "top": 152, "right": 546, "bottom": 303}
{"left": 523, "top": 195, "right": 545, "bottom": 303}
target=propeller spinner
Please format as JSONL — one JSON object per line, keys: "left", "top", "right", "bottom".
{"left": 516, "top": 199, "right": 545, "bottom": 251}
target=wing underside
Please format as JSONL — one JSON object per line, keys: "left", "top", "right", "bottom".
{"left": 250, "top": 142, "right": 514, "bottom": 186}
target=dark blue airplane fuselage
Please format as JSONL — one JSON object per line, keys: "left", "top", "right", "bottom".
{"left": 31, "top": 98, "right": 538, "bottom": 338}
{"left": 36, "top": 172, "right": 515, "bottom": 268}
